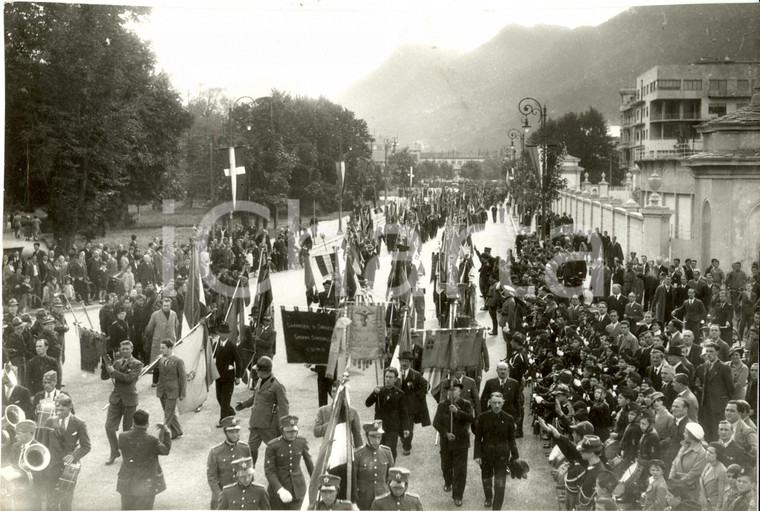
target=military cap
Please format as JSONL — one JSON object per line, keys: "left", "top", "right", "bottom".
{"left": 220, "top": 416, "right": 241, "bottom": 431}
{"left": 318, "top": 474, "right": 341, "bottom": 491}
{"left": 363, "top": 420, "right": 384, "bottom": 434}
{"left": 11, "top": 317, "right": 23, "bottom": 327}
{"left": 388, "top": 467, "right": 410, "bottom": 486}
{"left": 41, "top": 316, "right": 55, "bottom": 325}
{"left": 483, "top": 247, "right": 491, "bottom": 253}
{"left": 232, "top": 456, "right": 254, "bottom": 475}
{"left": 36, "top": 309, "right": 48, "bottom": 319}
{"left": 256, "top": 356, "right": 273, "bottom": 370}
{"left": 577, "top": 435, "right": 604, "bottom": 453}
{"left": 279, "top": 415, "right": 299, "bottom": 430}
{"left": 8, "top": 298, "right": 18, "bottom": 306}
{"left": 216, "top": 323, "right": 231, "bottom": 334}
{"left": 398, "top": 351, "right": 414, "bottom": 360}
{"left": 16, "top": 420, "right": 36, "bottom": 434}
{"left": 43, "top": 370, "right": 57, "bottom": 382}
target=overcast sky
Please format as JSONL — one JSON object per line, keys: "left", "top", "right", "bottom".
{"left": 127, "top": 0, "right": 742, "bottom": 102}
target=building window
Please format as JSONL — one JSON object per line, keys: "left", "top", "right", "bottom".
{"left": 683, "top": 79, "right": 702, "bottom": 91}
{"left": 708, "top": 104, "right": 727, "bottom": 116}
{"left": 657, "top": 79, "right": 681, "bottom": 90}
{"left": 709, "top": 79, "right": 727, "bottom": 95}
{"left": 737, "top": 79, "right": 749, "bottom": 93}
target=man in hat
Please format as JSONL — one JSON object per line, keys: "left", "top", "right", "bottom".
{"left": 308, "top": 474, "right": 353, "bottom": 510}
{"left": 264, "top": 415, "right": 313, "bottom": 510}
{"left": 664, "top": 345, "right": 692, "bottom": 378}
{"left": 26, "top": 338, "right": 61, "bottom": 395}
{"left": 208, "top": 416, "right": 253, "bottom": 508}
{"left": 107, "top": 305, "right": 130, "bottom": 357}
{"left": 116, "top": 409, "right": 171, "bottom": 510}
{"left": 474, "top": 392, "right": 519, "bottom": 510}
{"left": 365, "top": 367, "right": 409, "bottom": 460}
{"left": 353, "top": 421, "right": 394, "bottom": 510}
{"left": 370, "top": 467, "right": 422, "bottom": 511}
{"left": 433, "top": 380, "right": 474, "bottom": 507}
{"left": 42, "top": 394, "right": 91, "bottom": 511}
{"left": 104, "top": 341, "right": 144, "bottom": 466}
{"left": 252, "top": 315, "right": 276, "bottom": 362}
{"left": 236, "top": 356, "right": 289, "bottom": 467}
{"left": 5, "top": 316, "right": 31, "bottom": 385}
{"left": 50, "top": 297, "right": 69, "bottom": 353}
{"left": 397, "top": 351, "right": 429, "bottom": 456}
{"left": 37, "top": 314, "right": 63, "bottom": 362}
{"left": 218, "top": 457, "right": 269, "bottom": 510}
{"left": 213, "top": 323, "right": 244, "bottom": 427}
{"left": 5, "top": 419, "right": 45, "bottom": 508}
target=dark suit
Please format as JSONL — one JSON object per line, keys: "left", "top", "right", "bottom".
{"left": 366, "top": 386, "right": 409, "bottom": 460}
{"left": 624, "top": 302, "right": 644, "bottom": 324}
{"left": 3, "top": 384, "right": 34, "bottom": 419}
{"left": 156, "top": 354, "right": 186, "bottom": 438}
{"left": 214, "top": 340, "right": 243, "bottom": 422}
{"left": 26, "top": 354, "right": 61, "bottom": 395}
{"left": 433, "top": 397, "right": 474, "bottom": 501}
{"left": 106, "top": 355, "right": 144, "bottom": 459}
{"left": 662, "top": 417, "right": 692, "bottom": 470}
{"left": 674, "top": 298, "right": 707, "bottom": 342}
{"left": 681, "top": 344, "right": 703, "bottom": 371}
{"left": 397, "top": 368, "right": 430, "bottom": 453}
{"left": 480, "top": 377, "right": 521, "bottom": 420}
{"left": 695, "top": 360, "right": 735, "bottom": 441}
{"left": 42, "top": 414, "right": 91, "bottom": 511}
{"left": 606, "top": 294, "right": 628, "bottom": 318}
{"left": 474, "top": 409, "right": 519, "bottom": 511}
{"left": 652, "top": 285, "right": 678, "bottom": 324}
{"left": 117, "top": 425, "right": 171, "bottom": 510}
{"left": 644, "top": 364, "right": 666, "bottom": 391}
{"left": 254, "top": 327, "right": 276, "bottom": 360}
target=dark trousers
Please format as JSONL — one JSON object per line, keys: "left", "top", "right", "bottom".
{"left": 215, "top": 379, "right": 234, "bottom": 421}
{"left": 488, "top": 308, "right": 498, "bottom": 331}
{"left": 441, "top": 447, "right": 469, "bottom": 500}
{"left": 381, "top": 430, "right": 400, "bottom": 460}
{"left": 400, "top": 423, "right": 414, "bottom": 453}
{"left": 121, "top": 494, "right": 156, "bottom": 510}
{"left": 46, "top": 483, "right": 74, "bottom": 511}
{"left": 159, "top": 395, "right": 182, "bottom": 437}
{"left": 248, "top": 427, "right": 278, "bottom": 467}
{"left": 106, "top": 401, "right": 136, "bottom": 457}
{"left": 481, "top": 455, "right": 509, "bottom": 510}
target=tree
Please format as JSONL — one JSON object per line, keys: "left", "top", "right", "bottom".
{"left": 527, "top": 107, "right": 617, "bottom": 185}
{"left": 459, "top": 160, "right": 483, "bottom": 181}
{"left": 386, "top": 147, "right": 417, "bottom": 189}
{"left": 4, "top": 3, "right": 190, "bottom": 246}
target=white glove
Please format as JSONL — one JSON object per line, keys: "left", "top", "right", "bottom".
{"left": 278, "top": 488, "right": 293, "bottom": 504}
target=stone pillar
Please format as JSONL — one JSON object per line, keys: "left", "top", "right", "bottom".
{"left": 581, "top": 172, "right": 590, "bottom": 192}
{"left": 598, "top": 172, "right": 610, "bottom": 197}
{"left": 641, "top": 204, "right": 672, "bottom": 260}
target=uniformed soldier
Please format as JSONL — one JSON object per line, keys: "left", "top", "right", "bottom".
{"left": 217, "top": 456, "right": 270, "bottom": 510}
{"left": 369, "top": 467, "right": 423, "bottom": 511}
{"left": 308, "top": 474, "right": 354, "bottom": 510}
{"left": 208, "top": 416, "right": 253, "bottom": 508}
{"left": 353, "top": 420, "right": 394, "bottom": 510}
{"left": 264, "top": 415, "right": 314, "bottom": 510}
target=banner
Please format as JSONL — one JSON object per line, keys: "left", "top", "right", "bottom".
{"left": 281, "top": 308, "right": 337, "bottom": 364}
{"left": 175, "top": 323, "right": 213, "bottom": 414}
{"left": 77, "top": 325, "right": 106, "bottom": 373}
{"left": 346, "top": 304, "right": 386, "bottom": 361}
{"left": 420, "top": 327, "right": 484, "bottom": 370}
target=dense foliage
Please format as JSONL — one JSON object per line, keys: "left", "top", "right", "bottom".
{"left": 4, "top": 3, "right": 192, "bottom": 246}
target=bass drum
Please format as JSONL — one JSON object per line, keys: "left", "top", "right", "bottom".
{"left": 603, "top": 438, "right": 620, "bottom": 463}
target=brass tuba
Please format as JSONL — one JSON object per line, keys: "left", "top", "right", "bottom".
{"left": 21, "top": 443, "right": 51, "bottom": 473}
{"left": 2, "top": 404, "right": 25, "bottom": 431}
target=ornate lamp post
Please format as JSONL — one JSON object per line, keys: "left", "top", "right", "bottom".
{"left": 518, "top": 97, "right": 548, "bottom": 239}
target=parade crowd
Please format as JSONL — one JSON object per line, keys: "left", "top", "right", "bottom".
{"left": 2, "top": 193, "right": 758, "bottom": 511}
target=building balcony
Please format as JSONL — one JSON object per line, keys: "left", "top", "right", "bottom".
{"left": 633, "top": 145, "right": 702, "bottom": 161}
{"left": 649, "top": 112, "right": 703, "bottom": 121}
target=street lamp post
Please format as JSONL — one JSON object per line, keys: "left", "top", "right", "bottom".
{"left": 518, "top": 97, "right": 548, "bottom": 240}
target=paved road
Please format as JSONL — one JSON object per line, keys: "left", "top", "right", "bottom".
{"left": 55, "top": 212, "right": 557, "bottom": 510}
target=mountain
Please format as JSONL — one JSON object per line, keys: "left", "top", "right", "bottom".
{"left": 336, "top": 3, "right": 760, "bottom": 152}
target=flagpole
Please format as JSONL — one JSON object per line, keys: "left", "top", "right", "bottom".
{"left": 138, "top": 311, "right": 213, "bottom": 380}
{"left": 224, "top": 277, "right": 242, "bottom": 323}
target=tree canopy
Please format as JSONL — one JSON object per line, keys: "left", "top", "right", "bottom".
{"left": 527, "top": 107, "right": 617, "bottom": 185}
{"left": 4, "top": 3, "right": 191, "bottom": 245}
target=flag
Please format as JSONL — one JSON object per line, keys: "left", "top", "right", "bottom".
{"left": 335, "top": 161, "right": 346, "bottom": 195}
{"left": 225, "top": 282, "right": 246, "bottom": 345}
{"left": 252, "top": 258, "right": 273, "bottom": 325}
{"left": 182, "top": 244, "right": 208, "bottom": 336}
{"left": 305, "top": 383, "right": 354, "bottom": 507}
{"left": 346, "top": 304, "right": 385, "bottom": 361}
{"left": 304, "top": 252, "right": 318, "bottom": 305}
{"left": 174, "top": 322, "right": 215, "bottom": 414}
{"left": 326, "top": 316, "right": 352, "bottom": 378}
{"left": 386, "top": 249, "right": 411, "bottom": 306}
{"left": 223, "top": 146, "right": 246, "bottom": 208}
